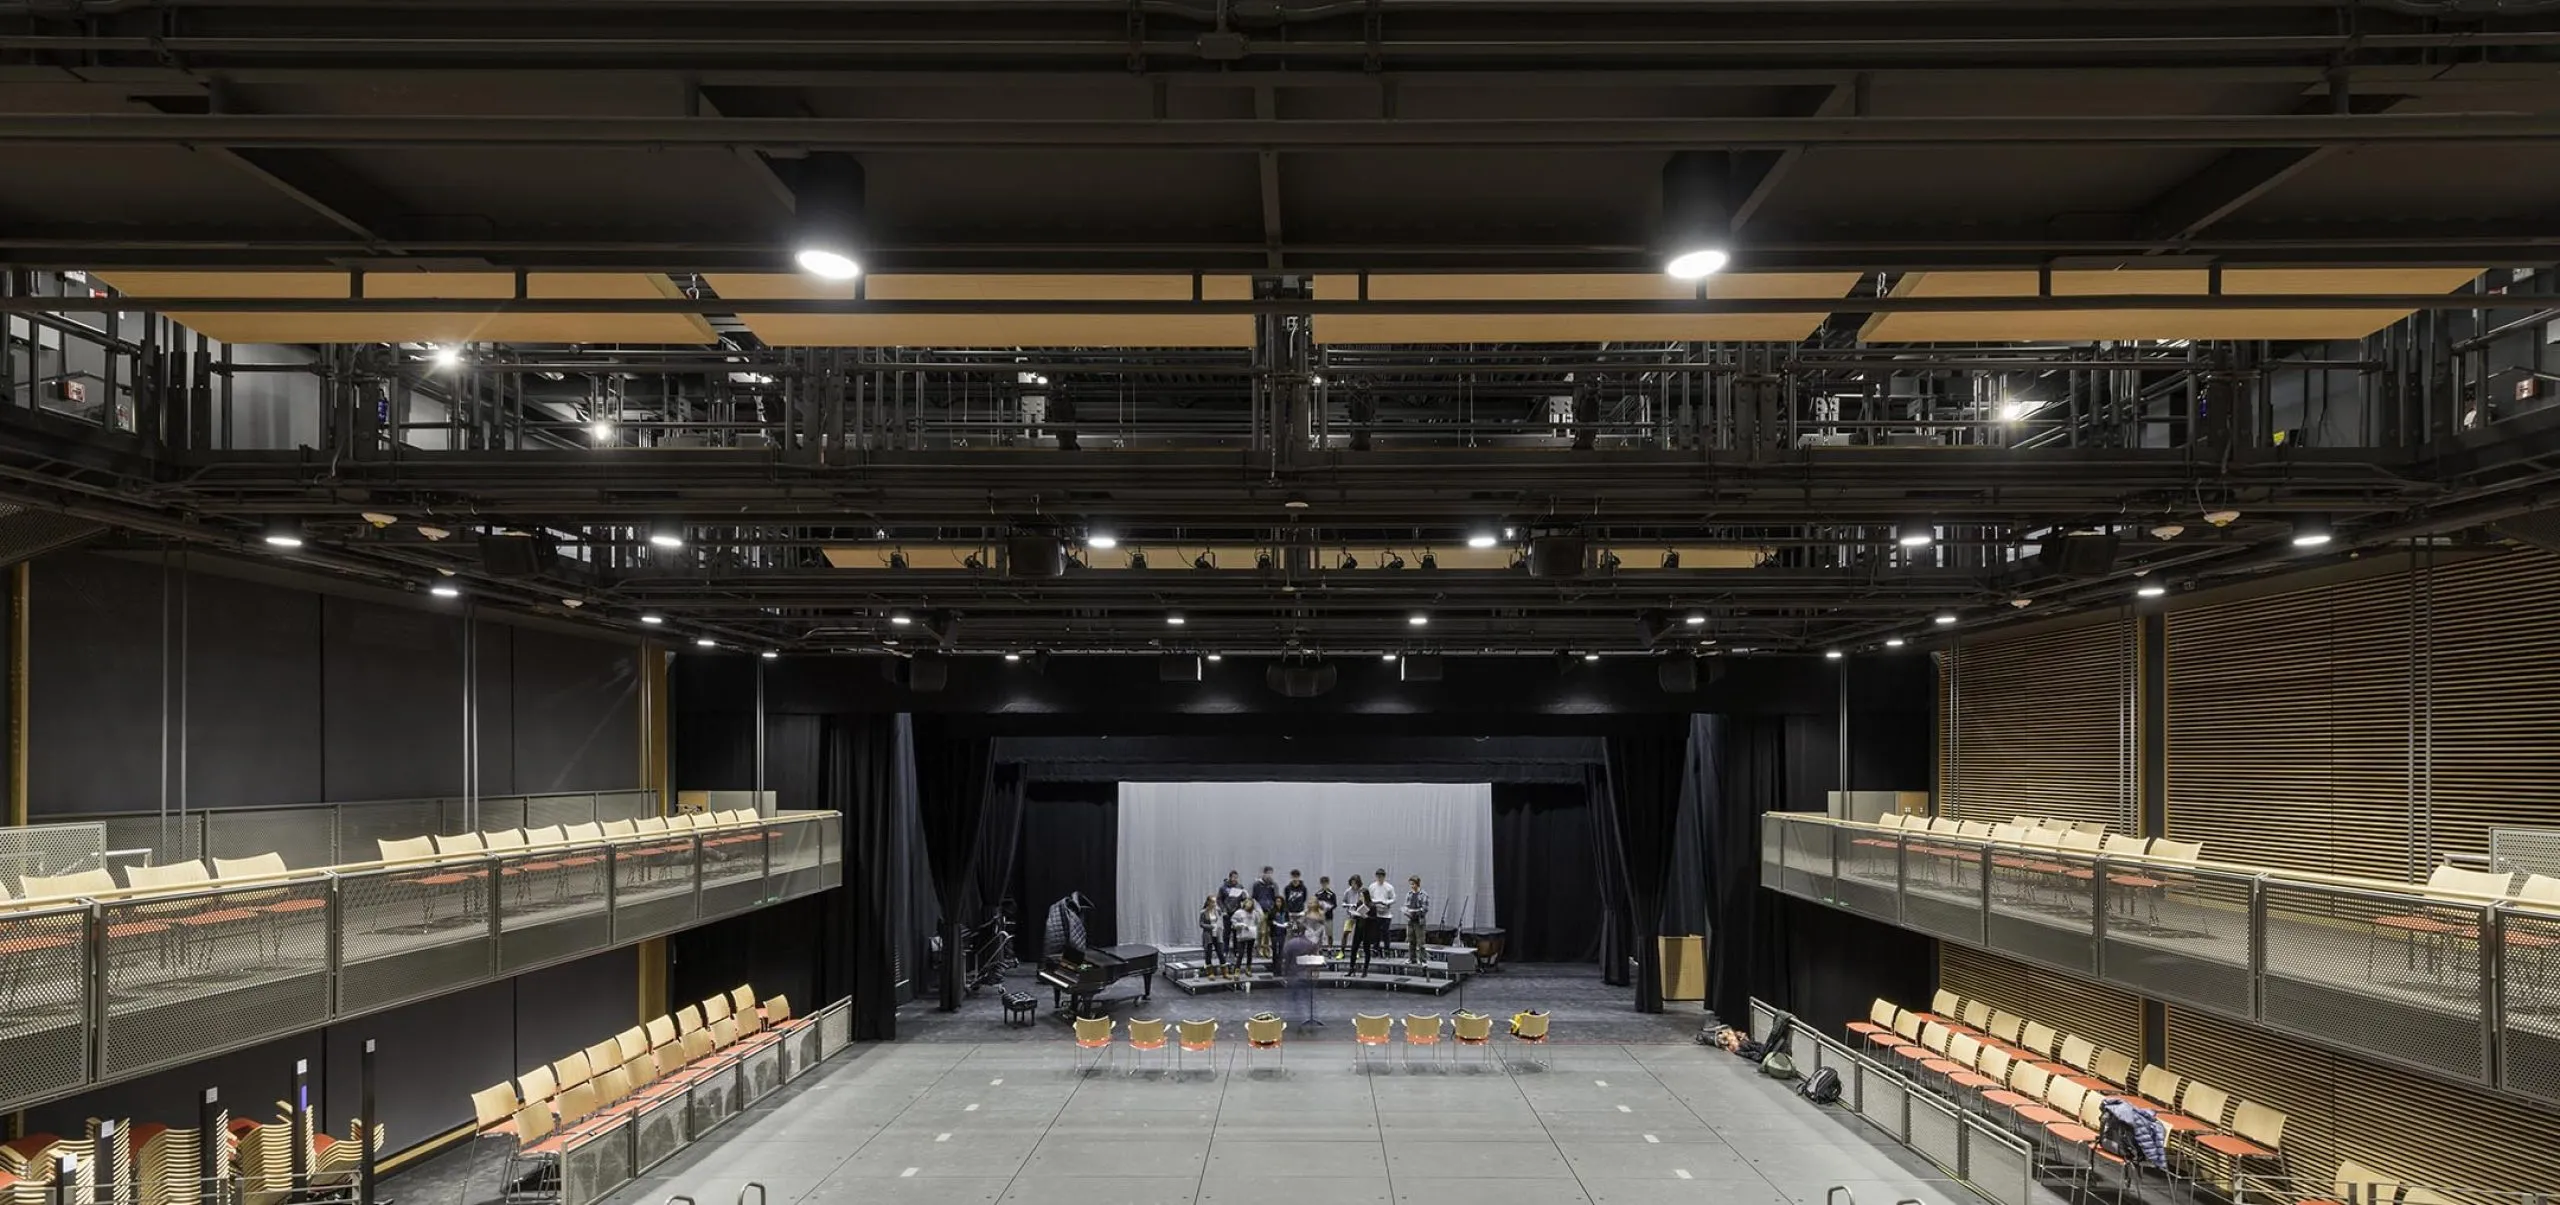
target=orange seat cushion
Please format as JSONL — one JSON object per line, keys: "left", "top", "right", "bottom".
{"left": 1950, "top": 1073, "right": 1997, "bottom": 1089}
{"left": 2198, "top": 1135, "right": 2273, "bottom": 1158}
{"left": 2015, "top": 1106, "right": 2068, "bottom": 1126}
{"left": 2047, "top": 1123, "right": 2099, "bottom": 1144}
{"left": 1983, "top": 1091, "right": 2032, "bottom": 1108}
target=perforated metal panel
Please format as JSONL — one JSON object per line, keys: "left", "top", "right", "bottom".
{"left": 2099, "top": 863, "right": 2255, "bottom": 1016}
{"left": 1761, "top": 816, "right": 1784, "bottom": 892}
{"left": 1967, "top": 1121, "right": 2036, "bottom": 1205}
{"left": 1903, "top": 835, "right": 1987, "bottom": 945}
{"left": 337, "top": 866, "right": 496, "bottom": 1015}
{"left": 1908, "top": 1090, "right": 1964, "bottom": 1176}
{"left": 1938, "top": 614, "right": 2136, "bottom": 832}
{"left": 771, "top": 820, "right": 826, "bottom": 898}
{"left": 1833, "top": 829, "right": 1902, "bottom": 922}
{"left": 596, "top": 792, "right": 658, "bottom": 823}
{"left": 497, "top": 847, "right": 611, "bottom": 975}
{"left": 1802, "top": 1028, "right": 1863, "bottom": 1112}
{"left": 0, "top": 823, "right": 105, "bottom": 896}
{"left": 697, "top": 829, "right": 769, "bottom": 919}
{"left": 817, "top": 999, "right": 850, "bottom": 1057}
{"left": 1986, "top": 848, "right": 2097, "bottom": 974}
{"left": 202, "top": 807, "right": 336, "bottom": 869}
{"left": 559, "top": 1118, "right": 630, "bottom": 1205}
{"left": 632, "top": 1094, "right": 687, "bottom": 1173}
{"left": 741, "top": 1043, "right": 784, "bottom": 1104}
{"left": 98, "top": 881, "right": 332, "bottom": 1079}
{"left": 687, "top": 1062, "right": 742, "bottom": 1135}
{"left": 610, "top": 841, "right": 698, "bottom": 942}
{"left": 474, "top": 798, "right": 528, "bottom": 833}
{"left": 2257, "top": 880, "right": 2489, "bottom": 1084}
{"left": 1781, "top": 822, "right": 1833, "bottom": 901}
{"left": 2492, "top": 828, "right": 2560, "bottom": 878}
{"left": 0, "top": 904, "right": 91, "bottom": 1110}
{"left": 1749, "top": 999, "right": 1778, "bottom": 1044}
{"left": 1856, "top": 1060, "right": 1910, "bottom": 1142}
{"left": 782, "top": 1024, "right": 820, "bottom": 1082}
{"left": 2500, "top": 906, "right": 2560, "bottom": 1106}
{"left": 524, "top": 794, "right": 600, "bottom": 830}
{"left": 337, "top": 801, "right": 446, "bottom": 864}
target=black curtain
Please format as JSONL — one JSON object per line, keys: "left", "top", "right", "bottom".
{"left": 1011, "top": 779, "right": 1119, "bottom": 952}
{"left": 1601, "top": 716, "right": 1695, "bottom": 1013}
{"left": 809, "top": 712, "right": 905, "bottom": 1040}
{"left": 1489, "top": 781, "right": 1602, "bottom": 962}
{"left": 909, "top": 714, "right": 995, "bottom": 1010}
{"left": 969, "top": 766, "right": 1028, "bottom": 934}
{"left": 1703, "top": 712, "right": 1792, "bottom": 1024}
{"left": 1587, "top": 761, "right": 1632, "bottom": 984}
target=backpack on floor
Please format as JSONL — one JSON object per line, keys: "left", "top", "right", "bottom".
{"left": 1759, "top": 1052, "right": 1798, "bottom": 1081}
{"left": 1798, "top": 1065, "right": 1842, "bottom": 1104}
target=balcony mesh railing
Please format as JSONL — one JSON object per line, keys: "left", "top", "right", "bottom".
{"left": 1761, "top": 812, "right": 2559, "bottom": 1107}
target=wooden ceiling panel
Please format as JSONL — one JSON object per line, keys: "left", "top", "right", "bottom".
{"left": 705, "top": 273, "right": 1257, "bottom": 347}
{"left": 92, "top": 271, "right": 720, "bottom": 345}
{"left": 1311, "top": 272, "right": 1862, "bottom": 343}
{"left": 1860, "top": 267, "right": 2484, "bottom": 343}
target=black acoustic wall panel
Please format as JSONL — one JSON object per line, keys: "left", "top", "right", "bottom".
{"left": 475, "top": 621, "right": 518, "bottom": 797}
{"left": 510, "top": 629, "right": 640, "bottom": 793}
{"left": 29, "top": 553, "right": 167, "bottom": 815}
{"left": 25, "top": 1028, "right": 327, "bottom": 1142}
{"left": 183, "top": 569, "right": 324, "bottom": 809}
{"left": 513, "top": 948, "right": 639, "bottom": 1069}
{"left": 323, "top": 597, "right": 466, "bottom": 800}
{"left": 322, "top": 979, "right": 511, "bottom": 1147}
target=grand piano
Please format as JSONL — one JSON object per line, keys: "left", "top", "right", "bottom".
{"left": 1038, "top": 943, "right": 1158, "bottom": 1017}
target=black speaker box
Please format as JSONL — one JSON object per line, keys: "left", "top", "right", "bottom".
{"left": 889, "top": 652, "right": 949, "bottom": 692}
{"left": 479, "top": 533, "right": 560, "bottom": 578}
{"left": 2037, "top": 533, "right": 2122, "bottom": 578}
{"left": 1265, "top": 661, "right": 1338, "bottom": 698}
{"left": 1006, "top": 535, "right": 1065, "bottom": 578}
{"left": 1399, "top": 653, "right": 1444, "bottom": 683}
{"left": 1527, "top": 536, "right": 1588, "bottom": 579}
{"left": 1657, "top": 654, "right": 1700, "bottom": 693}
{"left": 1159, "top": 654, "right": 1203, "bottom": 683}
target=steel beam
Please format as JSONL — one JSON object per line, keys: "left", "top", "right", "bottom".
{"left": 4, "top": 292, "right": 2550, "bottom": 315}
{"left": 7, "top": 112, "right": 2560, "bottom": 150}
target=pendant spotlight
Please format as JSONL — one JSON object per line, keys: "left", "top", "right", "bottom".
{"left": 2291, "top": 515, "right": 2335, "bottom": 548}
{"left": 1896, "top": 521, "right": 1936, "bottom": 549}
{"left": 789, "top": 153, "right": 867, "bottom": 280}
{"left": 1660, "top": 151, "right": 1734, "bottom": 280}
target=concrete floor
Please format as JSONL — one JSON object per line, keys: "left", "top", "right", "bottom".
{"left": 385, "top": 965, "right": 2042, "bottom": 1205}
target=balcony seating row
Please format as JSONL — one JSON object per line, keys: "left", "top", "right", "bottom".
{"left": 1850, "top": 989, "right": 2285, "bottom": 1201}
{"left": 467, "top": 983, "right": 796, "bottom": 1203}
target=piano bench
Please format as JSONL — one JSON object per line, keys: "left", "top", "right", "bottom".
{"left": 1002, "top": 989, "right": 1038, "bottom": 1026}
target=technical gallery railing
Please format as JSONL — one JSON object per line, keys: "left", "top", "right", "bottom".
{"left": 1759, "top": 812, "right": 2560, "bottom": 1110}
{"left": 0, "top": 811, "right": 843, "bottom": 1114}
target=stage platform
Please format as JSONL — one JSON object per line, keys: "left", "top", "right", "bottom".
{"left": 1159, "top": 945, "right": 1477, "bottom": 996}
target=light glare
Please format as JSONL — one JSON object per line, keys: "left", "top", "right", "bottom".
{"left": 793, "top": 247, "right": 861, "bottom": 280}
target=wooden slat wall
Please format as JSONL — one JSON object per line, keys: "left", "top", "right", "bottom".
{"left": 2167, "top": 1007, "right": 2560, "bottom": 1194}
{"left": 1936, "top": 615, "right": 2134, "bottom": 831}
{"left": 2166, "top": 548, "right": 2560, "bottom": 881}
{"left": 1938, "top": 945, "right": 2142, "bottom": 1057}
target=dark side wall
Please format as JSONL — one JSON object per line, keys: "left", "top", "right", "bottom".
{"left": 28, "top": 549, "right": 642, "bottom": 814}
{"left": 14, "top": 549, "right": 648, "bottom": 1157}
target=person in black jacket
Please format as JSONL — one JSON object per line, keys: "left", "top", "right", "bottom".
{"left": 1276, "top": 869, "right": 1309, "bottom": 973}
{"left": 1251, "top": 867, "right": 1282, "bottom": 973}
{"left": 1313, "top": 876, "right": 1339, "bottom": 949}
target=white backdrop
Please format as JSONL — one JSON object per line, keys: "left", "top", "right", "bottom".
{"left": 1114, "top": 781, "right": 1497, "bottom": 951}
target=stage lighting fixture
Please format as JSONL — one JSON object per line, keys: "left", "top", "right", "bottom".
{"left": 2136, "top": 577, "right": 2167, "bottom": 598}
{"left": 887, "top": 550, "right": 909, "bottom": 570}
{"left": 2291, "top": 516, "right": 2334, "bottom": 547}
{"left": 1419, "top": 551, "right": 1438, "bottom": 570}
{"left": 1382, "top": 552, "right": 1405, "bottom": 570}
{"left": 1467, "top": 532, "right": 1499, "bottom": 549}
{"left": 1408, "top": 612, "right": 1429, "bottom": 626}
{"left": 1127, "top": 550, "right": 1148, "bottom": 570}
{"left": 1004, "top": 652, "right": 1022, "bottom": 662}
{"left": 1205, "top": 653, "right": 1223, "bottom": 662}
{"left": 1685, "top": 611, "right": 1707, "bottom": 626}
{"left": 429, "top": 584, "right": 461, "bottom": 599}
{"left": 1897, "top": 521, "right": 1935, "bottom": 549}
{"left": 762, "top": 650, "right": 780, "bottom": 660}
{"left": 1166, "top": 612, "right": 1186, "bottom": 626}
{"left": 695, "top": 637, "right": 717, "bottom": 648}
{"left": 639, "top": 614, "right": 664, "bottom": 625}
{"left": 790, "top": 154, "right": 866, "bottom": 280}
{"left": 1086, "top": 532, "right": 1118, "bottom": 550}
{"left": 2011, "top": 597, "right": 2034, "bottom": 609}
{"left": 888, "top": 611, "right": 913, "bottom": 627}
{"left": 1338, "top": 552, "right": 1359, "bottom": 570}
{"left": 429, "top": 345, "right": 462, "bottom": 369}
{"left": 1934, "top": 613, "right": 1958, "bottom": 625}
{"left": 1660, "top": 549, "right": 1680, "bottom": 569}
{"left": 647, "top": 523, "right": 685, "bottom": 550}
{"left": 589, "top": 420, "right": 615, "bottom": 442}
{"left": 1885, "top": 637, "right": 1907, "bottom": 648}
{"left": 1825, "top": 649, "right": 1844, "bottom": 660}
{"left": 262, "top": 521, "right": 305, "bottom": 549}
{"left": 962, "top": 551, "right": 986, "bottom": 571}
{"left": 1255, "top": 551, "right": 1275, "bottom": 572}
{"left": 2149, "top": 523, "right": 2186, "bottom": 541}
{"left": 1660, "top": 151, "right": 1733, "bottom": 279}
{"left": 1382, "top": 653, "right": 1399, "bottom": 663}
{"left": 2204, "top": 509, "right": 2242, "bottom": 528}
{"left": 1193, "top": 551, "right": 1217, "bottom": 570}
{"left": 1583, "top": 652, "right": 1601, "bottom": 662}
